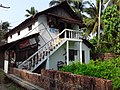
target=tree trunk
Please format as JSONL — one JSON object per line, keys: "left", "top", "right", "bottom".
{"left": 97, "top": 0, "right": 101, "bottom": 47}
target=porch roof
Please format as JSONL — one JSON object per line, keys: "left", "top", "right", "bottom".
{"left": 0, "top": 33, "right": 39, "bottom": 51}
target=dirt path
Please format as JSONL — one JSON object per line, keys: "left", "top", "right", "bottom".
{"left": 0, "top": 83, "right": 7, "bottom": 90}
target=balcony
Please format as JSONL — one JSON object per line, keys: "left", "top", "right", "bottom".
{"left": 59, "top": 29, "right": 83, "bottom": 41}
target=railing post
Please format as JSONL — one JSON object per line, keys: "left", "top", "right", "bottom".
{"left": 46, "top": 58, "right": 49, "bottom": 69}
{"left": 76, "top": 32, "right": 78, "bottom": 39}
{"left": 64, "top": 30, "right": 67, "bottom": 38}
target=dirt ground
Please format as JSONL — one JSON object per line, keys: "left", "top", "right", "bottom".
{"left": 0, "top": 69, "right": 21, "bottom": 90}
{"left": 0, "top": 83, "right": 7, "bottom": 90}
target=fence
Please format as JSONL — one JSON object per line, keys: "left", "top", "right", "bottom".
{"left": 9, "top": 68, "right": 112, "bottom": 90}
{"left": 92, "top": 53, "right": 116, "bottom": 61}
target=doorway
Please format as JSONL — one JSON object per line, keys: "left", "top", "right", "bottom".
{"left": 59, "top": 22, "right": 65, "bottom": 38}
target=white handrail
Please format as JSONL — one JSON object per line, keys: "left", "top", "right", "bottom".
{"left": 18, "top": 29, "right": 83, "bottom": 68}
{"left": 18, "top": 29, "right": 66, "bottom": 68}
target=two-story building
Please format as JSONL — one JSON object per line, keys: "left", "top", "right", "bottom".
{"left": 0, "top": 1, "right": 92, "bottom": 73}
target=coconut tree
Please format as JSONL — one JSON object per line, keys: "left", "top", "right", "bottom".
{"left": 49, "top": 0, "right": 84, "bottom": 16}
{"left": 83, "top": 0, "right": 105, "bottom": 45}
{"left": 0, "top": 21, "right": 10, "bottom": 41}
{"left": 2, "top": 22, "right": 10, "bottom": 31}
{"left": 49, "top": 0, "right": 63, "bottom": 6}
{"left": 25, "top": 7, "right": 38, "bottom": 17}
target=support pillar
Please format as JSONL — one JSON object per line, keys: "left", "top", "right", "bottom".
{"left": 46, "top": 57, "right": 49, "bottom": 69}
{"left": 66, "top": 41, "right": 69, "bottom": 65}
{"left": 79, "top": 41, "right": 82, "bottom": 63}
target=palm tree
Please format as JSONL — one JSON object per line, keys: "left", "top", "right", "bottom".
{"left": 0, "top": 21, "right": 10, "bottom": 41}
{"left": 83, "top": 0, "right": 104, "bottom": 43}
{"left": 25, "top": 7, "right": 38, "bottom": 17}
{"left": 49, "top": 0, "right": 83, "bottom": 16}
{"left": 2, "top": 22, "right": 10, "bottom": 31}
{"left": 49, "top": 0, "right": 62, "bottom": 6}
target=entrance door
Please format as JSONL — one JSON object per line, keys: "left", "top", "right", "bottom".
{"left": 82, "top": 50, "right": 85, "bottom": 63}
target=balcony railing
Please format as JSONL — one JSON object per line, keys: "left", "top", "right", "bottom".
{"left": 61, "top": 29, "right": 83, "bottom": 40}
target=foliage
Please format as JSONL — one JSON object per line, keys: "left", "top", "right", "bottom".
{"left": 2, "top": 22, "right": 10, "bottom": 31}
{"left": 82, "top": 0, "right": 104, "bottom": 37}
{"left": 0, "top": 30, "right": 6, "bottom": 41}
{"left": 102, "top": 5, "right": 120, "bottom": 54}
{"left": 90, "top": 5, "right": 120, "bottom": 54}
{"left": 49, "top": 0, "right": 83, "bottom": 18}
{"left": 25, "top": 7, "right": 38, "bottom": 17}
{"left": 60, "top": 56, "right": 120, "bottom": 90}
{"left": 0, "top": 21, "right": 10, "bottom": 41}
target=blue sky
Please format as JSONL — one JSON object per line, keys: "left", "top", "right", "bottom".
{"left": 0, "top": 0, "right": 51, "bottom": 28}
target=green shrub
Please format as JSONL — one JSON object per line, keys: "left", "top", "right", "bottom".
{"left": 60, "top": 56, "right": 120, "bottom": 90}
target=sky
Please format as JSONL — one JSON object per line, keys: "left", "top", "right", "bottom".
{"left": 0, "top": 0, "right": 51, "bottom": 28}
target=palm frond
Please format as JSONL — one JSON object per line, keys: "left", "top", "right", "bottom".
{"left": 83, "top": 8, "right": 97, "bottom": 18}
{"left": 25, "top": 7, "right": 38, "bottom": 17}
{"left": 83, "top": 1, "right": 95, "bottom": 8}
{"left": 26, "top": 9, "right": 31, "bottom": 14}
{"left": 92, "top": 22, "right": 98, "bottom": 34}
{"left": 49, "top": 0, "right": 61, "bottom": 6}
{"left": 25, "top": 14, "right": 30, "bottom": 17}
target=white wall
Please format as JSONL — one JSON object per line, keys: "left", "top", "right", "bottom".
{"left": 82, "top": 43, "right": 90, "bottom": 64}
{"left": 73, "top": 42, "right": 90, "bottom": 64}
{"left": 8, "top": 21, "right": 39, "bottom": 43}
{"left": 38, "top": 15, "right": 60, "bottom": 48}
{"left": 49, "top": 44, "right": 66, "bottom": 70}
{"left": 48, "top": 40, "right": 91, "bottom": 70}
{"left": 4, "top": 60, "right": 8, "bottom": 73}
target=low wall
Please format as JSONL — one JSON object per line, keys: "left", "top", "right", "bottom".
{"left": 92, "top": 53, "right": 116, "bottom": 61}
{"left": 10, "top": 68, "right": 112, "bottom": 90}
{"left": 102, "top": 53, "right": 116, "bottom": 60}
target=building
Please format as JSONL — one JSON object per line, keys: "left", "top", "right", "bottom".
{"left": 0, "top": 1, "right": 92, "bottom": 73}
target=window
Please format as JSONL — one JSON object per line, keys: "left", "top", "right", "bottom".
{"left": 82, "top": 50, "right": 85, "bottom": 63}
{"left": 10, "top": 35, "right": 12, "bottom": 39}
{"left": 28, "top": 25, "right": 32, "bottom": 31}
{"left": 69, "top": 49, "right": 77, "bottom": 61}
{"left": 18, "top": 31, "right": 20, "bottom": 36}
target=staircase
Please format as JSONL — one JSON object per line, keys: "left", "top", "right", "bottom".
{"left": 18, "top": 29, "right": 83, "bottom": 72}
